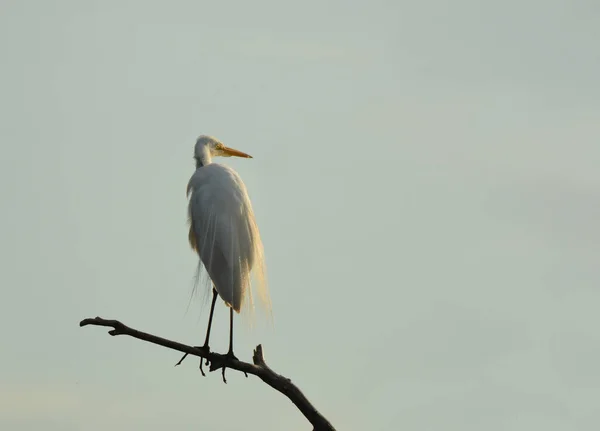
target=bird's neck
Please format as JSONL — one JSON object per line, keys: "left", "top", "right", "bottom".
{"left": 195, "top": 147, "right": 212, "bottom": 168}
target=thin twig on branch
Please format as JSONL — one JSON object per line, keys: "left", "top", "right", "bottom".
{"left": 79, "top": 316, "right": 335, "bottom": 431}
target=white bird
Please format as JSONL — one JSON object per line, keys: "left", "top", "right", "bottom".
{"left": 178, "top": 135, "right": 271, "bottom": 372}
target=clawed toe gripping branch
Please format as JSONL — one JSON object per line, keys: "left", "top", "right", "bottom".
{"left": 79, "top": 317, "right": 335, "bottom": 431}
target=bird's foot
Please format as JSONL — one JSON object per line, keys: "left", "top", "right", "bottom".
{"left": 220, "top": 350, "right": 248, "bottom": 383}
{"left": 198, "top": 346, "right": 211, "bottom": 376}
{"left": 224, "top": 350, "right": 238, "bottom": 362}
{"left": 174, "top": 345, "right": 210, "bottom": 376}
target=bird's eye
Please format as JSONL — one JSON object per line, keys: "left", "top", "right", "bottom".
{"left": 216, "top": 143, "right": 224, "bottom": 150}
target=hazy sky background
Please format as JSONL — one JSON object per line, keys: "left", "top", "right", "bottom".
{"left": 1, "top": 0, "right": 599, "bottom": 430}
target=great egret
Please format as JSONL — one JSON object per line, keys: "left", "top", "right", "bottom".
{"left": 177, "top": 135, "right": 271, "bottom": 375}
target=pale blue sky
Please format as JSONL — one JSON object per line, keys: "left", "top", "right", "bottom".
{"left": 1, "top": 0, "right": 599, "bottom": 430}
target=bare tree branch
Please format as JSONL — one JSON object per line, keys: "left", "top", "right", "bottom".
{"left": 79, "top": 316, "right": 335, "bottom": 431}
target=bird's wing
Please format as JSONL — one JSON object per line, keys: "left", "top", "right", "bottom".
{"left": 187, "top": 164, "right": 265, "bottom": 313}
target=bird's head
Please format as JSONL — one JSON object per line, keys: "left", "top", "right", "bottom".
{"left": 194, "top": 135, "right": 252, "bottom": 161}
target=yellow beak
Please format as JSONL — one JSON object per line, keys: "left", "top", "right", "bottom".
{"left": 221, "top": 146, "right": 253, "bottom": 158}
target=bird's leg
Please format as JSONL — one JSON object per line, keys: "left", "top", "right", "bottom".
{"left": 221, "top": 306, "right": 245, "bottom": 383}
{"left": 198, "top": 287, "right": 219, "bottom": 374}
{"left": 227, "top": 306, "right": 237, "bottom": 360}
{"left": 175, "top": 287, "right": 219, "bottom": 374}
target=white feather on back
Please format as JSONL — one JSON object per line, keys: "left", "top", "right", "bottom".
{"left": 187, "top": 163, "right": 271, "bottom": 323}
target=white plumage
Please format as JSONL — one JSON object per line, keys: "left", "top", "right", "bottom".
{"left": 187, "top": 163, "right": 263, "bottom": 312}
{"left": 186, "top": 135, "right": 270, "bottom": 323}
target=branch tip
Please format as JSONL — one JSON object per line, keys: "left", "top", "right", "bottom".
{"left": 252, "top": 344, "right": 267, "bottom": 366}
